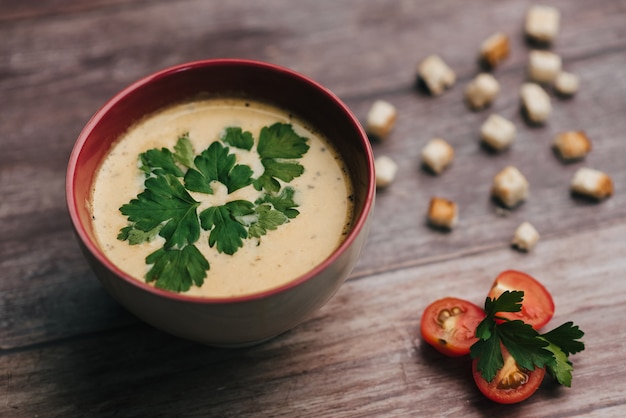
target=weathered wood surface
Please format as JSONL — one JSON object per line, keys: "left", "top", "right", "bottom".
{"left": 1, "top": 0, "right": 626, "bottom": 416}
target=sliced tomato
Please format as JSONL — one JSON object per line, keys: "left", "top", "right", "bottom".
{"left": 420, "top": 297, "right": 486, "bottom": 357}
{"left": 487, "top": 270, "right": 555, "bottom": 330}
{"left": 472, "top": 346, "right": 546, "bottom": 404}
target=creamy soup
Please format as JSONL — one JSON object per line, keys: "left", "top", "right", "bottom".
{"left": 90, "top": 98, "right": 354, "bottom": 298}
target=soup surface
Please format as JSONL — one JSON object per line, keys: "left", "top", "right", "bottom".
{"left": 91, "top": 98, "right": 354, "bottom": 298}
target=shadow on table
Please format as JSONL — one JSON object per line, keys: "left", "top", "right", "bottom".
{"left": 416, "top": 339, "right": 568, "bottom": 416}
{"left": 37, "top": 322, "right": 302, "bottom": 416}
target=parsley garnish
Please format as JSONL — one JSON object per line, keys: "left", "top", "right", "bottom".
{"left": 199, "top": 200, "right": 255, "bottom": 255}
{"left": 221, "top": 126, "right": 254, "bottom": 151}
{"left": 117, "top": 123, "right": 309, "bottom": 292}
{"left": 253, "top": 123, "right": 310, "bottom": 193}
{"left": 470, "top": 291, "right": 585, "bottom": 387}
{"left": 184, "top": 141, "right": 254, "bottom": 194}
{"left": 119, "top": 174, "right": 201, "bottom": 249}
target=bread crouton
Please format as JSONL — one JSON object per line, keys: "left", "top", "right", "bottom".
{"left": 480, "top": 32, "right": 510, "bottom": 68}
{"left": 366, "top": 100, "right": 397, "bottom": 140}
{"left": 512, "top": 222, "right": 540, "bottom": 251}
{"left": 520, "top": 82, "right": 551, "bottom": 124}
{"left": 525, "top": 5, "right": 560, "bottom": 44}
{"left": 553, "top": 131, "right": 592, "bottom": 162}
{"left": 421, "top": 138, "right": 454, "bottom": 174}
{"left": 481, "top": 114, "right": 516, "bottom": 151}
{"left": 465, "top": 73, "right": 500, "bottom": 110}
{"left": 374, "top": 155, "right": 398, "bottom": 188}
{"left": 428, "top": 197, "right": 458, "bottom": 229}
{"left": 492, "top": 166, "right": 529, "bottom": 208}
{"left": 570, "top": 168, "right": 613, "bottom": 200}
{"left": 417, "top": 55, "right": 456, "bottom": 96}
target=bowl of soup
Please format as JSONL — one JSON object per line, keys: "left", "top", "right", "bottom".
{"left": 66, "top": 59, "right": 375, "bottom": 346}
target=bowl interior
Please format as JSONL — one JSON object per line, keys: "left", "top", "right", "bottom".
{"left": 67, "top": 59, "right": 375, "bottom": 301}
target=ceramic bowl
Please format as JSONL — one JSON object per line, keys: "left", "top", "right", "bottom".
{"left": 66, "top": 59, "right": 375, "bottom": 346}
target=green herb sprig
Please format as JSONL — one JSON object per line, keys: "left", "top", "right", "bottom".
{"left": 470, "top": 291, "right": 585, "bottom": 386}
{"left": 117, "top": 123, "right": 309, "bottom": 292}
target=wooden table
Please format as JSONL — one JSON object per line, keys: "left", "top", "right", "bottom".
{"left": 2, "top": 0, "right": 626, "bottom": 416}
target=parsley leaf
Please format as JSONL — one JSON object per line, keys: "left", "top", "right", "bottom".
{"left": 253, "top": 123, "right": 309, "bottom": 192}
{"left": 257, "top": 122, "right": 310, "bottom": 158}
{"left": 471, "top": 329, "right": 504, "bottom": 382}
{"left": 117, "top": 224, "right": 162, "bottom": 245}
{"left": 119, "top": 174, "right": 201, "bottom": 249}
{"left": 221, "top": 127, "right": 254, "bottom": 150}
{"left": 145, "top": 245, "right": 209, "bottom": 292}
{"left": 484, "top": 290, "right": 524, "bottom": 317}
{"left": 254, "top": 159, "right": 305, "bottom": 193}
{"left": 470, "top": 291, "right": 585, "bottom": 387}
{"left": 173, "top": 132, "right": 195, "bottom": 168}
{"left": 247, "top": 204, "right": 289, "bottom": 238}
{"left": 255, "top": 186, "right": 300, "bottom": 219}
{"left": 139, "top": 148, "right": 184, "bottom": 177}
{"left": 474, "top": 313, "right": 496, "bottom": 341}
{"left": 199, "top": 200, "right": 255, "bottom": 255}
{"left": 540, "top": 322, "right": 585, "bottom": 387}
{"left": 541, "top": 321, "right": 585, "bottom": 355}
{"left": 542, "top": 340, "right": 574, "bottom": 386}
{"left": 498, "top": 320, "right": 551, "bottom": 372}
{"left": 185, "top": 142, "right": 253, "bottom": 194}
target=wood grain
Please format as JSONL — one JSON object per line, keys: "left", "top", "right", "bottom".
{"left": 1, "top": 0, "right": 626, "bottom": 416}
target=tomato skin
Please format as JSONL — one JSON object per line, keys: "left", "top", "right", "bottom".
{"left": 420, "top": 297, "right": 486, "bottom": 357}
{"left": 472, "top": 347, "right": 546, "bottom": 404}
{"left": 488, "top": 270, "right": 555, "bottom": 330}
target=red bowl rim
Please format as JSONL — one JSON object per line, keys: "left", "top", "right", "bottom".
{"left": 66, "top": 58, "right": 375, "bottom": 305}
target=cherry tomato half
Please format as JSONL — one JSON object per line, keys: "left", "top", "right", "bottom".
{"left": 487, "top": 270, "right": 555, "bottom": 330}
{"left": 420, "top": 297, "right": 486, "bottom": 357}
{"left": 472, "top": 346, "right": 546, "bottom": 404}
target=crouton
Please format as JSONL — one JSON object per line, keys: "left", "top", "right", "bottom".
{"left": 480, "top": 32, "right": 510, "bottom": 68}
{"left": 465, "top": 73, "right": 500, "bottom": 110}
{"left": 570, "top": 168, "right": 613, "bottom": 200}
{"left": 481, "top": 114, "right": 516, "bottom": 151}
{"left": 366, "top": 100, "right": 397, "bottom": 140}
{"left": 421, "top": 138, "right": 454, "bottom": 174}
{"left": 528, "top": 50, "right": 562, "bottom": 84}
{"left": 374, "top": 155, "right": 398, "bottom": 188}
{"left": 525, "top": 5, "right": 560, "bottom": 44}
{"left": 512, "top": 222, "right": 540, "bottom": 251}
{"left": 492, "top": 166, "right": 529, "bottom": 208}
{"left": 428, "top": 197, "right": 458, "bottom": 229}
{"left": 417, "top": 55, "right": 456, "bottom": 96}
{"left": 520, "top": 82, "right": 552, "bottom": 124}
{"left": 554, "top": 71, "right": 580, "bottom": 96}
{"left": 553, "top": 131, "right": 592, "bottom": 162}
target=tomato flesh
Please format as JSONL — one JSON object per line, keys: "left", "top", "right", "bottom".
{"left": 488, "top": 270, "right": 555, "bottom": 330}
{"left": 472, "top": 347, "right": 546, "bottom": 404}
{"left": 420, "top": 297, "right": 485, "bottom": 357}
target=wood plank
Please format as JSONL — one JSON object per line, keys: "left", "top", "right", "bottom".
{"left": 2, "top": 221, "right": 625, "bottom": 417}
{"left": 0, "top": 0, "right": 143, "bottom": 22}
{"left": 2, "top": 0, "right": 626, "bottom": 101}
{"left": 2, "top": 0, "right": 626, "bottom": 415}
{"left": 2, "top": 0, "right": 626, "bottom": 349}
